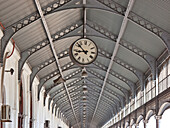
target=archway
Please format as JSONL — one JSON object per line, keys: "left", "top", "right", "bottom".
{"left": 146, "top": 116, "right": 156, "bottom": 128}
{"left": 159, "top": 109, "right": 170, "bottom": 127}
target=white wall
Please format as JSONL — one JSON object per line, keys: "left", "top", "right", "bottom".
{"left": 0, "top": 28, "right": 69, "bottom": 128}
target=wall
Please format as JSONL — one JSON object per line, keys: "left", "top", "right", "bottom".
{"left": 0, "top": 28, "right": 69, "bottom": 128}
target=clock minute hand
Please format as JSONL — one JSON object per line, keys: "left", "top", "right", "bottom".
{"left": 77, "top": 43, "right": 88, "bottom": 54}
{"left": 74, "top": 50, "right": 84, "bottom": 53}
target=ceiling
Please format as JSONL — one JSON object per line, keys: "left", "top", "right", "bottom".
{"left": 0, "top": 0, "right": 170, "bottom": 127}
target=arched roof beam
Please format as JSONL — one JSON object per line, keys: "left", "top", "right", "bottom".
{"left": 47, "top": 78, "right": 83, "bottom": 99}
{"left": 97, "top": 0, "right": 170, "bottom": 53}
{"left": 84, "top": 80, "right": 123, "bottom": 104}
{"left": 54, "top": 90, "right": 82, "bottom": 108}
{"left": 37, "top": 67, "right": 82, "bottom": 100}
{"left": 0, "top": 0, "right": 124, "bottom": 63}
{"left": 98, "top": 47, "right": 144, "bottom": 90}
{"left": 47, "top": 72, "right": 84, "bottom": 107}
{"left": 87, "top": 21, "right": 157, "bottom": 80}
{"left": 87, "top": 86, "right": 119, "bottom": 107}
{"left": 86, "top": 84, "right": 121, "bottom": 107}
{"left": 50, "top": 84, "right": 82, "bottom": 107}
{"left": 20, "top": 21, "right": 82, "bottom": 82}
{"left": 53, "top": 94, "right": 81, "bottom": 113}
{"left": 93, "top": 61, "right": 135, "bottom": 96}
{"left": 86, "top": 97, "right": 116, "bottom": 118}
{"left": 44, "top": 65, "right": 106, "bottom": 95}
{"left": 87, "top": 90, "right": 119, "bottom": 113}
{"left": 86, "top": 69, "right": 129, "bottom": 97}
{"left": 60, "top": 100, "right": 80, "bottom": 114}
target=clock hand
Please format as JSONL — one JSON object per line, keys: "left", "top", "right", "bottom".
{"left": 74, "top": 50, "right": 84, "bottom": 53}
{"left": 77, "top": 43, "right": 88, "bottom": 54}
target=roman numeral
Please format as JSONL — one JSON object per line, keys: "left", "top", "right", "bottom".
{"left": 84, "top": 41, "right": 87, "bottom": 45}
{"left": 91, "top": 47, "right": 95, "bottom": 50}
{"left": 74, "top": 53, "right": 78, "bottom": 56}
{"left": 79, "top": 41, "right": 83, "bottom": 45}
{"left": 89, "top": 55, "right": 93, "bottom": 59}
{"left": 78, "top": 56, "right": 81, "bottom": 60}
{"left": 82, "top": 58, "right": 84, "bottom": 63}
{"left": 91, "top": 52, "right": 95, "bottom": 54}
{"left": 74, "top": 49, "right": 79, "bottom": 52}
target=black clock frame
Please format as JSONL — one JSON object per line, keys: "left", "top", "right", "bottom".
{"left": 69, "top": 38, "right": 98, "bottom": 66}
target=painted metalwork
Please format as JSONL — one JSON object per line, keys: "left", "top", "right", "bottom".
{"left": 87, "top": 20, "right": 157, "bottom": 80}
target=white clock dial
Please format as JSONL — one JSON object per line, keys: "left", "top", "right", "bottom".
{"left": 70, "top": 38, "right": 98, "bottom": 65}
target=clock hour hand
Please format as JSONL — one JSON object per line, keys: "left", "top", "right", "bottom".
{"left": 74, "top": 49, "right": 84, "bottom": 53}
{"left": 77, "top": 43, "right": 88, "bottom": 54}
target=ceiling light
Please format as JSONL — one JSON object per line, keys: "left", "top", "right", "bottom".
{"left": 53, "top": 76, "right": 65, "bottom": 84}
{"left": 81, "top": 67, "right": 88, "bottom": 78}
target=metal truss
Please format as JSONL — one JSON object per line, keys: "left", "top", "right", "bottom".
{"left": 86, "top": 83, "right": 120, "bottom": 107}
{"left": 52, "top": 88, "right": 82, "bottom": 109}
{"left": 46, "top": 70, "right": 82, "bottom": 96}
{"left": 37, "top": 64, "right": 81, "bottom": 100}
{"left": 0, "top": 0, "right": 124, "bottom": 63}
{"left": 60, "top": 100, "right": 80, "bottom": 114}
{"left": 87, "top": 20, "right": 157, "bottom": 80}
{"left": 0, "top": 0, "right": 82, "bottom": 63}
{"left": 84, "top": 99, "right": 113, "bottom": 120}
{"left": 93, "top": 61, "right": 135, "bottom": 95}
{"left": 47, "top": 72, "right": 83, "bottom": 107}
{"left": 97, "top": 0, "right": 170, "bottom": 52}
{"left": 53, "top": 94, "right": 81, "bottom": 114}
{"left": 86, "top": 69, "right": 129, "bottom": 97}
{"left": 51, "top": 85, "right": 82, "bottom": 107}
{"left": 85, "top": 79, "right": 123, "bottom": 104}
{"left": 30, "top": 49, "right": 69, "bottom": 90}
{"left": 87, "top": 90, "right": 118, "bottom": 112}
{"left": 47, "top": 78, "right": 82, "bottom": 98}
{"left": 19, "top": 21, "right": 82, "bottom": 81}
{"left": 98, "top": 47, "right": 144, "bottom": 90}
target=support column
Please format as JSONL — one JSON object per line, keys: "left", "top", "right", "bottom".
{"left": 155, "top": 115, "right": 162, "bottom": 128}
{"left": 143, "top": 120, "right": 148, "bottom": 128}
{"left": 135, "top": 124, "right": 139, "bottom": 128}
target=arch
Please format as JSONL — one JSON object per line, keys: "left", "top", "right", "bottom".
{"left": 158, "top": 102, "right": 170, "bottom": 116}
{"left": 125, "top": 121, "right": 129, "bottom": 128}
{"left": 145, "top": 109, "right": 154, "bottom": 121}
{"left": 136, "top": 115, "right": 144, "bottom": 125}
{"left": 130, "top": 118, "right": 135, "bottom": 126}
{"left": 0, "top": 0, "right": 123, "bottom": 64}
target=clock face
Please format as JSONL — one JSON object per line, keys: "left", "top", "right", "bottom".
{"left": 70, "top": 38, "right": 98, "bottom": 65}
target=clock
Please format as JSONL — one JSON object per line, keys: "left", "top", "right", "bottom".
{"left": 69, "top": 38, "right": 98, "bottom": 66}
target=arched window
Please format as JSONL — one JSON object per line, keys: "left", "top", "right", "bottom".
{"left": 159, "top": 109, "right": 170, "bottom": 127}
{"left": 145, "top": 76, "right": 153, "bottom": 102}
{"left": 168, "top": 59, "right": 170, "bottom": 88}
{"left": 146, "top": 116, "right": 156, "bottom": 128}
{"left": 132, "top": 124, "right": 135, "bottom": 128}
{"left": 158, "top": 58, "right": 169, "bottom": 93}
{"left": 138, "top": 120, "right": 144, "bottom": 128}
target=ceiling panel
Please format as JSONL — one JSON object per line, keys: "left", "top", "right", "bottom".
{"left": 132, "top": 0, "right": 170, "bottom": 33}
{"left": 123, "top": 21, "right": 165, "bottom": 58}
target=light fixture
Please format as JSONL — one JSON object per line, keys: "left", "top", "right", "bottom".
{"left": 5, "top": 68, "right": 14, "bottom": 75}
{"left": 53, "top": 76, "right": 65, "bottom": 84}
{"left": 81, "top": 67, "right": 88, "bottom": 78}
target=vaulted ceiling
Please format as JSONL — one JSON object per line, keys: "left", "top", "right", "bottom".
{"left": 0, "top": 0, "right": 170, "bottom": 127}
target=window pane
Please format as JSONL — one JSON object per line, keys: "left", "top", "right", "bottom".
{"left": 160, "top": 109, "right": 170, "bottom": 128}
{"left": 139, "top": 120, "right": 144, "bottom": 128}
{"left": 132, "top": 125, "right": 135, "bottom": 128}
{"left": 146, "top": 116, "right": 156, "bottom": 128}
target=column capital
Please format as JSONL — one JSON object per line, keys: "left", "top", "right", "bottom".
{"left": 143, "top": 119, "right": 148, "bottom": 124}
{"left": 155, "top": 115, "right": 162, "bottom": 120}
